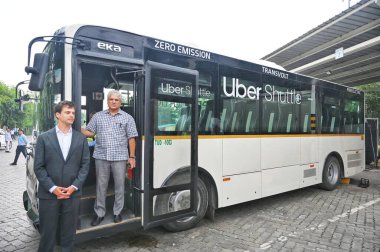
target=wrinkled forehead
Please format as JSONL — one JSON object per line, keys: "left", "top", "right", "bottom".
{"left": 108, "top": 94, "right": 121, "bottom": 101}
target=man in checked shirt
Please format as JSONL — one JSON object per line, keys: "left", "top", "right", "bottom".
{"left": 81, "top": 90, "right": 138, "bottom": 226}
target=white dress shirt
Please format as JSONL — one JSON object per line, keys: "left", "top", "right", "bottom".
{"left": 56, "top": 126, "right": 73, "bottom": 160}
{"left": 49, "top": 126, "right": 76, "bottom": 193}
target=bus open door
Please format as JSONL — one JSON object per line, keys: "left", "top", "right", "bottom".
{"left": 142, "top": 61, "right": 199, "bottom": 230}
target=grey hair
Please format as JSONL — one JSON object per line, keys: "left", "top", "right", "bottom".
{"left": 107, "top": 90, "right": 122, "bottom": 100}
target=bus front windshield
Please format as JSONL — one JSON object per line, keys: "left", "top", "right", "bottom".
{"left": 34, "top": 41, "right": 65, "bottom": 133}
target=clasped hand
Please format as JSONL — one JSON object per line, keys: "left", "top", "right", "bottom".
{"left": 53, "top": 186, "right": 76, "bottom": 199}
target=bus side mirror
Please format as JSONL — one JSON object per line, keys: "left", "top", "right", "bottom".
{"left": 25, "top": 53, "right": 48, "bottom": 91}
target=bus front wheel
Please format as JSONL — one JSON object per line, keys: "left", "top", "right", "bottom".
{"left": 156, "top": 177, "right": 208, "bottom": 232}
{"left": 320, "top": 156, "right": 341, "bottom": 191}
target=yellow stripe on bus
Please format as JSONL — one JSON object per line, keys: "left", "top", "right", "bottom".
{"left": 149, "top": 134, "right": 364, "bottom": 140}
{"left": 154, "top": 135, "right": 191, "bottom": 140}
{"left": 213, "top": 134, "right": 363, "bottom": 139}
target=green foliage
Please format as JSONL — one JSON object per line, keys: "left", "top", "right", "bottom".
{"left": 356, "top": 83, "right": 380, "bottom": 119}
{"left": 0, "top": 81, "right": 34, "bottom": 133}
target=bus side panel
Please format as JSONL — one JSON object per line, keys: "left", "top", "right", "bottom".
{"left": 318, "top": 136, "right": 344, "bottom": 178}
{"left": 345, "top": 150, "right": 365, "bottom": 177}
{"left": 318, "top": 135, "right": 364, "bottom": 178}
{"left": 300, "top": 163, "right": 320, "bottom": 188}
{"left": 262, "top": 165, "right": 300, "bottom": 197}
{"left": 261, "top": 137, "right": 301, "bottom": 169}
{"left": 222, "top": 138, "right": 261, "bottom": 176}
{"left": 261, "top": 137, "right": 301, "bottom": 197}
{"left": 344, "top": 135, "right": 365, "bottom": 177}
{"left": 300, "top": 136, "right": 320, "bottom": 188}
{"left": 219, "top": 172, "right": 262, "bottom": 207}
{"left": 198, "top": 138, "right": 223, "bottom": 205}
{"left": 300, "top": 136, "right": 319, "bottom": 164}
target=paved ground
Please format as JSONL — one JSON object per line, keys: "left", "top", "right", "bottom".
{"left": 0, "top": 140, "right": 379, "bottom": 252}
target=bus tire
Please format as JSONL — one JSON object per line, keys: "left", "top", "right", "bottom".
{"left": 156, "top": 177, "right": 208, "bottom": 232}
{"left": 320, "top": 156, "right": 341, "bottom": 191}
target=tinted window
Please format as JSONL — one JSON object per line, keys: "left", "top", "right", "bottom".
{"left": 156, "top": 101, "right": 192, "bottom": 132}
{"left": 153, "top": 75, "right": 194, "bottom": 135}
{"left": 299, "top": 82, "right": 314, "bottom": 134}
{"left": 261, "top": 75, "right": 300, "bottom": 134}
{"left": 36, "top": 42, "right": 64, "bottom": 132}
{"left": 198, "top": 73, "right": 216, "bottom": 134}
{"left": 321, "top": 89, "right": 341, "bottom": 134}
{"left": 343, "top": 93, "right": 364, "bottom": 134}
{"left": 220, "top": 67, "right": 260, "bottom": 134}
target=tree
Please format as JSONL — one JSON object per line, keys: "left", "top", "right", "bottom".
{"left": 0, "top": 81, "right": 33, "bottom": 131}
{"left": 356, "top": 82, "right": 380, "bottom": 120}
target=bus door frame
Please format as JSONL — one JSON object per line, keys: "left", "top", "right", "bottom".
{"left": 73, "top": 55, "right": 145, "bottom": 217}
{"left": 143, "top": 60, "right": 199, "bottom": 229}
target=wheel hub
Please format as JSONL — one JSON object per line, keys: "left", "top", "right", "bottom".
{"left": 327, "top": 162, "right": 338, "bottom": 183}
{"left": 169, "top": 190, "right": 190, "bottom": 212}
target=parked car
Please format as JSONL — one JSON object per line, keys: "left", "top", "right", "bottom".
{"left": 0, "top": 129, "right": 6, "bottom": 149}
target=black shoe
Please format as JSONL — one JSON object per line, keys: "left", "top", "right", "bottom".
{"left": 91, "top": 216, "right": 104, "bottom": 226}
{"left": 10, "top": 163, "right": 17, "bottom": 165}
{"left": 113, "top": 214, "right": 122, "bottom": 223}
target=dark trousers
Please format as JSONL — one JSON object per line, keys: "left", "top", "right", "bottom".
{"left": 13, "top": 145, "right": 26, "bottom": 164}
{"left": 38, "top": 197, "right": 80, "bottom": 252}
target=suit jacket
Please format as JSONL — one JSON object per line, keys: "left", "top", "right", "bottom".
{"left": 34, "top": 128, "right": 90, "bottom": 199}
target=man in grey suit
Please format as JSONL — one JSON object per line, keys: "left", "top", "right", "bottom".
{"left": 34, "top": 101, "right": 90, "bottom": 252}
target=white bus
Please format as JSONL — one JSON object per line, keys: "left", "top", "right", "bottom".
{"left": 22, "top": 25, "right": 365, "bottom": 242}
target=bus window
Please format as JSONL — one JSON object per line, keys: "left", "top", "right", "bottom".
{"left": 31, "top": 41, "right": 65, "bottom": 133}
{"left": 343, "top": 93, "right": 364, "bottom": 133}
{"left": 176, "top": 106, "right": 189, "bottom": 131}
{"left": 199, "top": 100, "right": 216, "bottom": 133}
{"left": 299, "top": 83, "right": 313, "bottom": 133}
{"left": 220, "top": 69, "right": 260, "bottom": 135}
{"left": 321, "top": 92, "right": 341, "bottom": 134}
{"left": 198, "top": 86, "right": 215, "bottom": 134}
{"left": 38, "top": 75, "right": 62, "bottom": 131}
{"left": 261, "top": 76, "right": 299, "bottom": 134}
{"left": 155, "top": 101, "right": 192, "bottom": 134}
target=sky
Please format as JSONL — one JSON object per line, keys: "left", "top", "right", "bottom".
{"left": 0, "top": 0, "right": 360, "bottom": 86}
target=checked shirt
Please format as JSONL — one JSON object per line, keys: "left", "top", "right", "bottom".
{"left": 86, "top": 109, "right": 138, "bottom": 161}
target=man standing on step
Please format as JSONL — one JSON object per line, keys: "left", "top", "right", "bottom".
{"left": 81, "top": 90, "right": 138, "bottom": 226}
